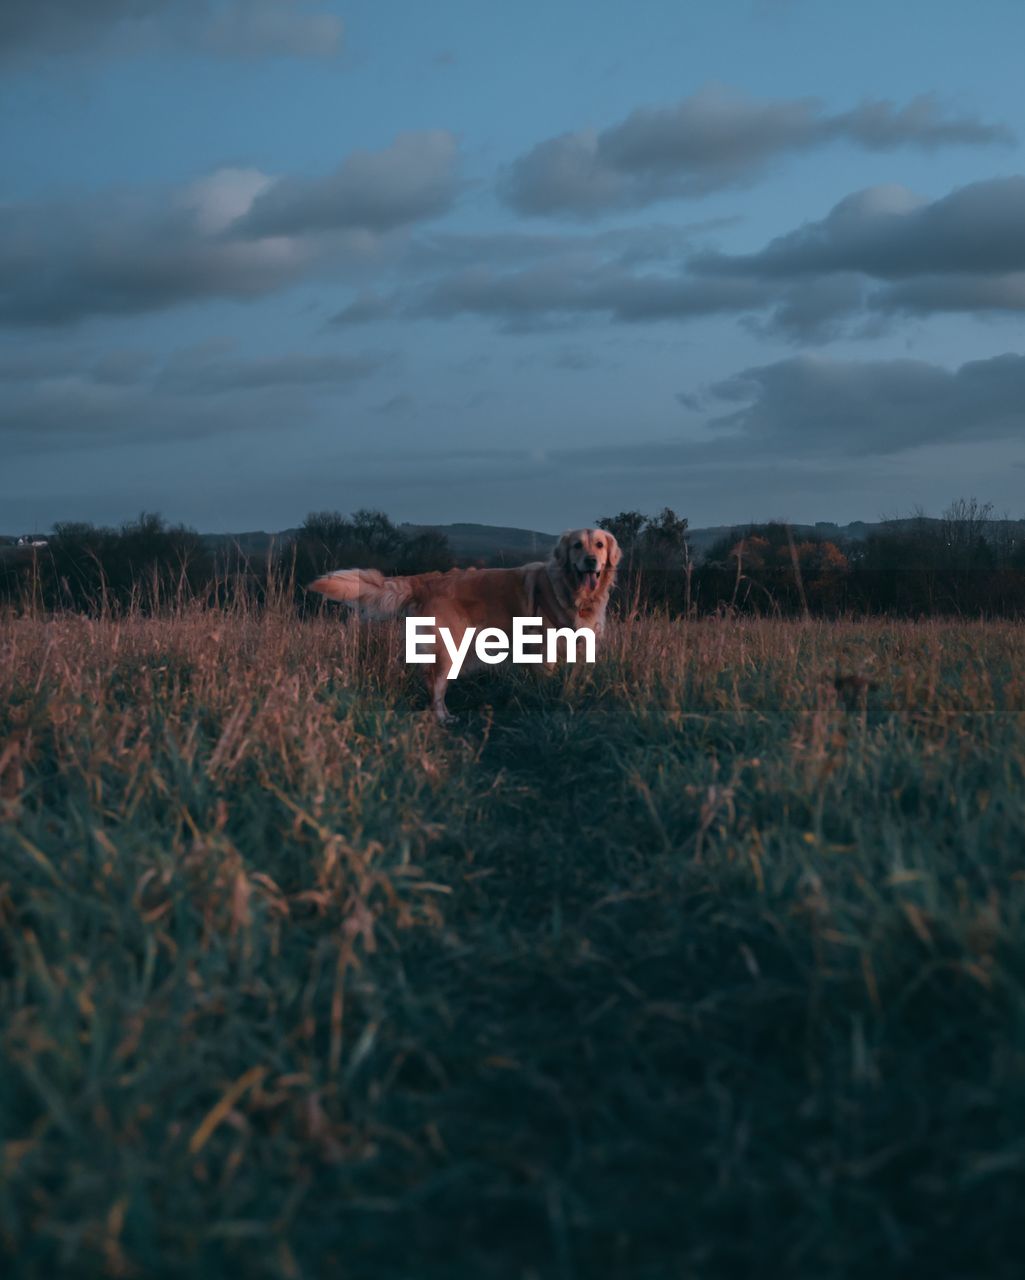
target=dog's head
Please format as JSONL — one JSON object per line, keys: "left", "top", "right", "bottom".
{"left": 552, "top": 528, "right": 621, "bottom": 596}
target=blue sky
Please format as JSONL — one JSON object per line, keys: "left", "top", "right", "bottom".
{"left": 2, "top": 0, "right": 1024, "bottom": 534}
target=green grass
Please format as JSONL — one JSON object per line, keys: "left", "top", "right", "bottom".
{"left": 2, "top": 610, "right": 1025, "bottom": 1278}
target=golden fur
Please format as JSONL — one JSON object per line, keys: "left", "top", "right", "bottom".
{"left": 308, "top": 528, "right": 620, "bottom": 723}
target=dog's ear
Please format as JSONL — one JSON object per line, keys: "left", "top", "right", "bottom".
{"left": 603, "top": 530, "right": 622, "bottom": 568}
{"left": 553, "top": 531, "right": 572, "bottom": 567}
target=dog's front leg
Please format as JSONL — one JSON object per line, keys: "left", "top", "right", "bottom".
{"left": 427, "top": 668, "right": 457, "bottom": 725}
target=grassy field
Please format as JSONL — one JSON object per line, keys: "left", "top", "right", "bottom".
{"left": 2, "top": 607, "right": 1025, "bottom": 1278}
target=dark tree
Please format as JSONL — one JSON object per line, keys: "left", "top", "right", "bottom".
{"left": 1, "top": 513, "right": 213, "bottom": 613}
{"left": 283, "top": 509, "right": 453, "bottom": 603}
{"left": 596, "top": 508, "right": 692, "bottom": 612}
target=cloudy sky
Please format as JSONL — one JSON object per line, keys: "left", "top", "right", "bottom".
{"left": 2, "top": 0, "right": 1025, "bottom": 535}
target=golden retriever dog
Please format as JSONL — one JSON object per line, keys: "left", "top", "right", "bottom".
{"left": 308, "top": 528, "right": 620, "bottom": 723}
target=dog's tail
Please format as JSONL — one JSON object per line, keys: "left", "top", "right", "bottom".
{"left": 307, "top": 568, "right": 415, "bottom": 619}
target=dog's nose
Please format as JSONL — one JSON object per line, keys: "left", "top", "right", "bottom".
{"left": 583, "top": 556, "right": 598, "bottom": 570}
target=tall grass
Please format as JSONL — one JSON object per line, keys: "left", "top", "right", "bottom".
{"left": 2, "top": 604, "right": 1025, "bottom": 1278}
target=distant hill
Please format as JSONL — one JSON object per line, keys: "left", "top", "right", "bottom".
{"left": 190, "top": 523, "right": 555, "bottom": 563}
{"left": 205, "top": 517, "right": 1020, "bottom": 565}
{"left": 399, "top": 522, "right": 555, "bottom": 562}
{"left": 685, "top": 519, "right": 878, "bottom": 557}
{"left": 198, "top": 529, "right": 301, "bottom": 558}
{"left": 6, "top": 517, "right": 1023, "bottom": 567}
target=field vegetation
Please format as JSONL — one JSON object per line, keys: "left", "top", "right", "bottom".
{"left": 2, "top": 601, "right": 1025, "bottom": 1277}
{"left": 4, "top": 498, "right": 1025, "bottom": 617}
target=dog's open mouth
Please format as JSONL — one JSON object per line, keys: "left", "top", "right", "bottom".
{"left": 575, "top": 568, "right": 601, "bottom": 592}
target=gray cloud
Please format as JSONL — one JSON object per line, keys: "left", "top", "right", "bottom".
{"left": 691, "top": 176, "right": 1025, "bottom": 336}
{"left": 414, "top": 263, "right": 772, "bottom": 330}
{"left": 324, "top": 223, "right": 751, "bottom": 335}
{"left": 0, "top": 345, "right": 157, "bottom": 385}
{"left": 91, "top": 349, "right": 157, "bottom": 384}
{"left": 373, "top": 393, "right": 415, "bottom": 416}
{"left": 824, "top": 97, "right": 1011, "bottom": 150}
{"left": 0, "top": 339, "right": 387, "bottom": 453}
{"left": 0, "top": 182, "right": 314, "bottom": 326}
{"left": 0, "top": 347, "right": 86, "bottom": 381}
{"left": 404, "top": 222, "right": 722, "bottom": 271}
{"left": 504, "top": 88, "right": 1012, "bottom": 217}
{"left": 237, "top": 132, "right": 459, "bottom": 237}
{"left": 329, "top": 291, "right": 395, "bottom": 327}
{"left": 155, "top": 344, "right": 390, "bottom": 393}
{"left": 0, "top": 139, "right": 456, "bottom": 327}
{"left": 699, "top": 178, "right": 1025, "bottom": 279}
{"left": 332, "top": 225, "right": 867, "bottom": 341}
{"left": 705, "top": 352, "right": 1025, "bottom": 455}
{"left": 744, "top": 273, "right": 873, "bottom": 344}
{"left": 675, "top": 390, "right": 703, "bottom": 412}
{"left": 198, "top": 0, "right": 342, "bottom": 58}
{"left": 550, "top": 346, "right": 604, "bottom": 372}
{"left": 325, "top": 175, "right": 1025, "bottom": 343}
{"left": 0, "top": 0, "right": 343, "bottom": 62}
{"left": 878, "top": 273, "right": 1025, "bottom": 317}
{"left": 0, "top": 0, "right": 165, "bottom": 57}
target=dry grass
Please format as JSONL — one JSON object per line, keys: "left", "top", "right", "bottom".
{"left": 2, "top": 605, "right": 1025, "bottom": 1278}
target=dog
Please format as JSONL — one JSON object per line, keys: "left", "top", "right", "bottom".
{"left": 308, "top": 528, "right": 620, "bottom": 723}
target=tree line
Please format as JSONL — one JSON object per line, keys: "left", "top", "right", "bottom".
{"left": 2, "top": 499, "right": 1024, "bottom": 616}
{"left": 599, "top": 499, "right": 1025, "bottom": 617}
{"left": 0, "top": 510, "right": 453, "bottom": 614}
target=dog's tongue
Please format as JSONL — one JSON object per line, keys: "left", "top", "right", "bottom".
{"left": 585, "top": 571, "right": 599, "bottom": 591}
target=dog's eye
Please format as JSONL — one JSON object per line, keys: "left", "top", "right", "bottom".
{"left": 596, "top": 541, "right": 604, "bottom": 549}
{"left": 573, "top": 541, "right": 582, "bottom": 549}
